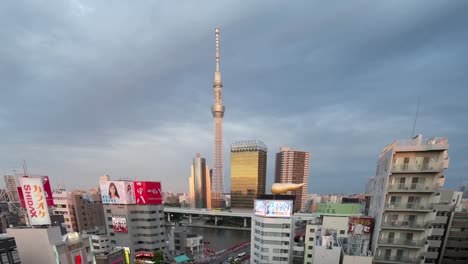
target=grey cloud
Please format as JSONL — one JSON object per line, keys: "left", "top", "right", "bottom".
{"left": 1, "top": 0, "right": 467, "bottom": 193}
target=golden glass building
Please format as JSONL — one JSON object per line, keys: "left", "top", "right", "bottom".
{"left": 230, "top": 140, "right": 268, "bottom": 208}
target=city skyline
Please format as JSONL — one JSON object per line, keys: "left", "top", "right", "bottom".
{"left": 1, "top": 1, "right": 468, "bottom": 194}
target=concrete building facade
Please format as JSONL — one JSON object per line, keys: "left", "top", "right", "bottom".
{"left": 231, "top": 140, "right": 268, "bottom": 208}
{"left": 0, "top": 236, "right": 21, "bottom": 264}
{"left": 53, "top": 191, "right": 77, "bottom": 233}
{"left": 95, "top": 248, "right": 126, "bottom": 264}
{"left": 90, "top": 233, "right": 112, "bottom": 254}
{"left": 173, "top": 230, "right": 204, "bottom": 256}
{"left": 369, "top": 135, "right": 450, "bottom": 264}
{"left": 189, "top": 153, "right": 212, "bottom": 209}
{"left": 72, "top": 192, "right": 106, "bottom": 233}
{"left": 7, "top": 226, "right": 93, "bottom": 264}
{"left": 103, "top": 204, "right": 165, "bottom": 263}
{"left": 275, "top": 146, "right": 311, "bottom": 212}
{"left": 53, "top": 190, "right": 106, "bottom": 234}
{"left": 439, "top": 211, "right": 468, "bottom": 264}
{"left": 251, "top": 214, "right": 292, "bottom": 264}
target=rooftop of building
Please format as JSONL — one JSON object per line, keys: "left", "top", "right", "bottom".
{"left": 173, "top": 254, "right": 190, "bottom": 263}
{"left": 383, "top": 134, "right": 449, "bottom": 153}
{"left": 231, "top": 140, "right": 268, "bottom": 152}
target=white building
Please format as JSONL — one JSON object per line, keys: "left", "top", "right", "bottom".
{"left": 369, "top": 135, "right": 449, "bottom": 264}
{"left": 251, "top": 215, "right": 292, "bottom": 263}
{"left": 90, "top": 233, "right": 112, "bottom": 254}
{"left": 303, "top": 216, "right": 348, "bottom": 264}
{"left": 251, "top": 199, "right": 295, "bottom": 264}
{"left": 173, "top": 230, "right": 204, "bottom": 256}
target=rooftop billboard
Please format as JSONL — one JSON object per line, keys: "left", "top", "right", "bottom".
{"left": 254, "top": 200, "right": 293, "bottom": 218}
{"left": 18, "top": 176, "right": 54, "bottom": 208}
{"left": 100, "top": 181, "right": 135, "bottom": 204}
{"left": 133, "top": 181, "right": 162, "bottom": 205}
{"left": 100, "top": 181, "right": 162, "bottom": 205}
{"left": 20, "top": 177, "right": 51, "bottom": 225}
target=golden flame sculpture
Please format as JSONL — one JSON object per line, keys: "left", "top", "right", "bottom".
{"left": 271, "top": 183, "right": 304, "bottom": 194}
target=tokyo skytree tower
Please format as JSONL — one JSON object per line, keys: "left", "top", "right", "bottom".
{"left": 211, "top": 28, "right": 225, "bottom": 194}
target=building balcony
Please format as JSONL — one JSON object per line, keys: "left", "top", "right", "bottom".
{"left": 431, "top": 228, "right": 445, "bottom": 236}
{"left": 378, "top": 238, "right": 426, "bottom": 248}
{"left": 439, "top": 260, "right": 468, "bottom": 264}
{"left": 374, "top": 255, "right": 421, "bottom": 264}
{"left": 388, "top": 183, "right": 437, "bottom": 193}
{"left": 427, "top": 239, "right": 442, "bottom": 248}
{"left": 433, "top": 204, "right": 454, "bottom": 212}
{"left": 381, "top": 221, "right": 427, "bottom": 230}
{"left": 444, "top": 250, "right": 468, "bottom": 258}
{"left": 451, "top": 220, "right": 468, "bottom": 228}
{"left": 448, "top": 231, "right": 468, "bottom": 238}
{"left": 384, "top": 202, "right": 433, "bottom": 212}
{"left": 446, "top": 240, "right": 468, "bottom": 248}
{"left": 431, "top": 216, "right": 448, "bottom": 224}
{"left": 392, "top": 163, "right": 443, "bottom": 173}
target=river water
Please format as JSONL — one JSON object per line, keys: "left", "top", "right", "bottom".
{"left": 185, "top": 226, "right": 251, "bottom": 252}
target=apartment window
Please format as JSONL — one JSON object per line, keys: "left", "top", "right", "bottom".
{"left": 110, "top": 233, "right": 115, "bottom": 236}
{"left": 307, "top": 254, "right": 312, "bottom": 258}
{"left": 309, "top": 237, "right": 314, "bottom": 242}
{"left": 107, "top": 217, "right": 112, "bottom": 221}
{"left": 340, "top": 230, "right": 345, "bottom": 234}
{"left": 106, "top": 209, "right": 111, "bottom": 213}
{"left": 309, "top": 228, "right": 315, "bottom": 233}
{"left": 308, "top": 246, "right": 313, "bottom": 250}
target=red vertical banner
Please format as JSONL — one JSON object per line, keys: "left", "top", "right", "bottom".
{"left": 133, "top": 181, "right": 162, "bottom": 205}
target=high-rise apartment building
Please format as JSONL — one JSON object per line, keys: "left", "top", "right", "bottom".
{"left": 274, "top": 146, "right": 310, "bottom": 212}
{"left": 3, "top": 175, "right": 20, "bottom": 206}
{"left": 189, "top": 153, "right": 212, "bottom": 209}
{"left": 230, "top": 140, "right": 267, "bottom": 208}
{"left": 211, "top": 27, "right": 225, "bottom": 195}
{"left": 72, "top": 192, "right": 106, "bottom": 233}
{"left": 100, "top": 178, "right": 165, "bottom": 264}
{"left": 426, "top": 190, "right": 463, "bottom": 263}
{"left": 439, "top": 211, "right": 468, "bottom": 263}
{"left": 369, "top": 135, "right": 450, "bottom": 264}
{"left": 53, "top": 191, "right": 77, "bottom": 233}
{"left": 53, "top": 190, "right": 106, "bottom": 233}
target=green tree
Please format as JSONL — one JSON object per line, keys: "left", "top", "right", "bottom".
{"left": 152, "top": 250, "right": 164, "bottom": 264}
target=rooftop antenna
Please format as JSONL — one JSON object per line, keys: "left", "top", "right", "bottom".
{"left": 411, "top": 97, "right": 420, "bottom": 138}
{"left": 22, "top": 160, "right": 29, "bottom": 177}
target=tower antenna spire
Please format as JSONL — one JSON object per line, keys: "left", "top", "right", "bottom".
{"left": 411, "top": 97, "right": 420, "bottom": 138}
{"left": 215, "top": 28, "right": 220, "bottom": 72}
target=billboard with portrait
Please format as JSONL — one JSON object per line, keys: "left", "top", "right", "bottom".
{"left": 133, "top": 181, "right": 162, "bottom": 205}
{"left": 112, "top": 217, "right": 128, "bottom": 233}
{"left": 254, "top": 200, "right": 293, "bottom": 217}
{"left": 100, "top": 181, "right": 135, "bottom": 204}
{"left": 20, "top": 177, "right": 51, "bottom": 225}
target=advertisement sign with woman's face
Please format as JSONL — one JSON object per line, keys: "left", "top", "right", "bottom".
{"left": 100, "top": 181, "right": 130, "bottom": 204}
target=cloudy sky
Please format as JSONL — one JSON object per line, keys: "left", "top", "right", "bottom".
{"left": 1, "top": 0, "right": 467, "bottom": 194}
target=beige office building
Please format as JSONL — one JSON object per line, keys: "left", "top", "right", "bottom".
{"left": 369, "top": 135, "right": 449, "bottom": 264}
